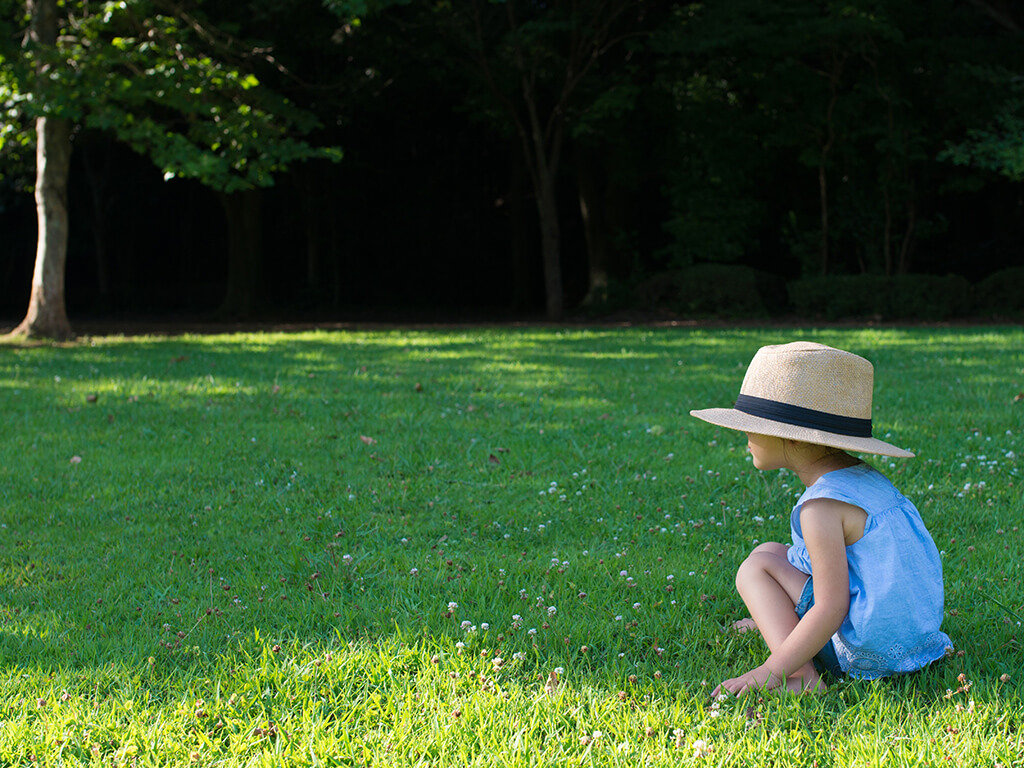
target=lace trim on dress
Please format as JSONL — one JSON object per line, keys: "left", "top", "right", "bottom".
{"left": 834, "top": 632, "right": 953, "bottom": 678}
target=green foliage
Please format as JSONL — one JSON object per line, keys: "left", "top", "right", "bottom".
{"left": 0, "top": 328, "right": 1021, "bottom": 764}
{"left": 408, "top": 0, "right": 657, "bottom": 142}
{"left": 0, "top": 55, "right": 31, "bottom": 184}
{"left": 941, "top": 99, "right": 1024, "bottom": 182}
{"left": 634, "top": 265, "right": 785, "bottom": 317}
{"left": 788, "top": 273, "right": 973, "bottom": 320}
{"left": 1, "top": 0, "right": 340, "bottom": 192}
{"left": 322, "top": 0, "right": 412, "bottom": 24}
{"left": 656, "top": 0, "right": 1013, "bottom": 278}
{"left": 973, "top": 266, "right": 1024, "bottom": 317}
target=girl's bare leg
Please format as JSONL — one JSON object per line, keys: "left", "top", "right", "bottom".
{"left": 733, "top": 542, "right": 823, "bottom": 692}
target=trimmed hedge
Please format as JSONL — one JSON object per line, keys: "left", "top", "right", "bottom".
{"left": 634, "top": 264, "right": 786, "bottom": 317}
{"left": 973, "top": 267, "right": 1024, "bottom": 318}
{"left": 627, "top": 268, "right": 1017, "bottom": 320}
{"left": 787, "top": 274, "right": 974, "bottom": 320}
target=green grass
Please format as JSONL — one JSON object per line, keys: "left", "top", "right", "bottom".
{"left": 0, "top": 326, "right": 1021, "bottom": 766}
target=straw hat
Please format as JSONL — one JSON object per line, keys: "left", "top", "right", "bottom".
{"left": 689, "top": 341, "right": 914, "bottom": 458}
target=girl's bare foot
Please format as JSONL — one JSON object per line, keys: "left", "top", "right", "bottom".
{"left": 732, "top": 618, "right": 759, "bottom": 633}
{"left": 784, "top": 672, "right": 826, "bottom": 694}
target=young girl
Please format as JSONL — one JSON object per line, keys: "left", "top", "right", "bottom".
{"left": 690, "top": 341, "right": 952, "bottom": 695}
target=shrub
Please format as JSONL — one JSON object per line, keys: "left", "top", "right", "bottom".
{"left": 788, "top": 274, "right": 973, "bottom": 320}
{"left": 889, "top": 274, "right": 973, "bottom": 319}
{"left": 788, "top": 275, "right": 889, "bottom": 320}
{"left": 633, "top": 265, "right": 784, "bottom": 318}
{"left": 973, "top": 267, "right": 1024, "bottom": 317}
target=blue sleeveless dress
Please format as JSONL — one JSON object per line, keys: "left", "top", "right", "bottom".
{"left": 786, "top": 463, "right": 953, "bottom": 678}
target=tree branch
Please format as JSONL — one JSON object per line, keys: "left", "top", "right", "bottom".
{"left": 965, "top": 0, "right": 1021, "bottom": 33}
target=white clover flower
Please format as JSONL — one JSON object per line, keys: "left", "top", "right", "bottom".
{"left": 547, "top": 606, "right": 557, "bottom": 616}
{"left": 448, "top": 601, "right": 458, "bottom": 611}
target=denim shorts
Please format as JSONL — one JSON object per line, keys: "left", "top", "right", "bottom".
{"left": 795, "top": 577, "right": 843, "bottom": 676}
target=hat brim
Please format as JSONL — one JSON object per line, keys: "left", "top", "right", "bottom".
{"left": 689, "top": 407, "right": 915, "bottom": 459}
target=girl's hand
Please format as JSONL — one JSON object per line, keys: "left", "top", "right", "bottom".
{"left": 711, "top": 664, "right": 782, "bottom": 698}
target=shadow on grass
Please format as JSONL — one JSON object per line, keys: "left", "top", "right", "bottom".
{"left": 1, "top": 327, "right": 1021, "bottom": 718}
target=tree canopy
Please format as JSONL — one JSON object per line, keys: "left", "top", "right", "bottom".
{"left": 1, "top": 0, "right": 1022, "bottom": 332}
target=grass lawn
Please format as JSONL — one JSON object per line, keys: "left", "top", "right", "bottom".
{"left": 0, "top": 326, "right": 1021, "bottom": 766}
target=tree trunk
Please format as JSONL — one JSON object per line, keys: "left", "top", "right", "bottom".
{"left": 575, "top": 143, "right": 609, "bottom": 306}
{"left": 898, "top": 197, "right": 916, "bottom": 275}
{"left": 11, "top": 116, "right": 74, "bottom": 340}
{"left": 817, "top": 161, "right": 830, "bottom": 277}
{"left": 10, "top": 0, "right": 73, "bottom": 340}
{"left": 217, "top": 189, "right": 265, "bottom": 318}
{"left": 507, "top": 153, "right": 533, "bottom": 311}
{"left": 329, "top": 200, "right": 342, "bottom": 308}
{"left": 526, "top": 113, "right": 564, "bottom": 321}
{"left": 816, "top": 54, "right": 843, "bottom": 278}
{"left": 881, "top": 185, "right": 893, "bottom": 276}
{"left": 536, "top": 179, "right": 564, "bottom": 321}
{"left": 292, "top": 163, "right": 323, "bottom": 295}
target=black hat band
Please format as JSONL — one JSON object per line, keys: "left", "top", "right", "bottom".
{"left": 734, "top": 394, "right": 873, "bottom": 438}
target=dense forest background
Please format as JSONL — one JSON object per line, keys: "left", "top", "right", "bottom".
{"left": 2, "top": 0, "right": 1023, "bottom": 326}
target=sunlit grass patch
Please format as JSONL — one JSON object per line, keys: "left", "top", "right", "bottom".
{"left": 0, "top": 326, "right": 1021, "bottom": 765}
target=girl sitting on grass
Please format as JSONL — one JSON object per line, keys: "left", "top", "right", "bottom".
{"left": 690, "top": 341, "right": 952, "bottom": 695}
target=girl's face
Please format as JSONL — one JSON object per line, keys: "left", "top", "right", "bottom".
{"left": 744, "top": 432, "right": 787, "bottom": 471}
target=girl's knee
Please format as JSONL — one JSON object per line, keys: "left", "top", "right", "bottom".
{"left": 735, "top": 543, "right": 789, "bottom": 591}
{"left": 750, "top": 541, "right": 788, "bottom": 557}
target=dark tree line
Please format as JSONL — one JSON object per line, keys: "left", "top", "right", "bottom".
{"left": 2, "top": 0, "right": 1023, "bottom": 335}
